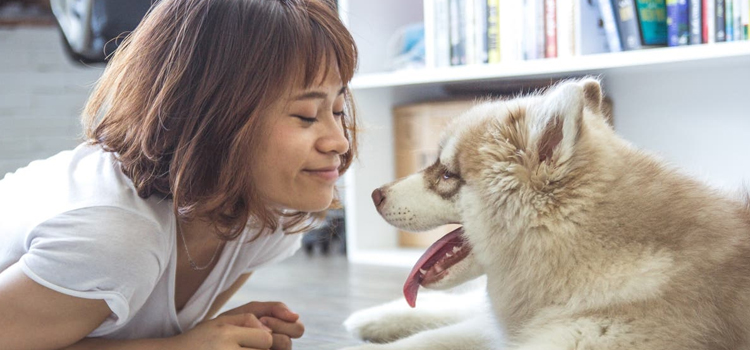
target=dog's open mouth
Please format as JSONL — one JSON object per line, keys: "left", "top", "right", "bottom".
{"left": 403, "top": 226, "right": 470, "bottom": 308}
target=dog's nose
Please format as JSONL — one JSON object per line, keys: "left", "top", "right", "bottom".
{"left": 372, "top": 188, "right": 385, "bottom": 208}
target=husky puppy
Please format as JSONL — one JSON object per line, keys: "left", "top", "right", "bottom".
{"left": 343, "top": 78, "right": 750, "bottom": 350}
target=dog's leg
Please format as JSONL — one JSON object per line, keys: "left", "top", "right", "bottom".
{"left": 344, "top": 288, "right": 488, "bottom": 344}
{"left": 341, "top": 312, "right": 504, "bottom": 350}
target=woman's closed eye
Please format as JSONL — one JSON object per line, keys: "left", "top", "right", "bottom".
{"left": 292, "top": 115, "right": 318, "bottom": 124}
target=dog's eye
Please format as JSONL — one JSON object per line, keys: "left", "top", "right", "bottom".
{"left": 442, "top": 170, "right": 456, "bottom": 180}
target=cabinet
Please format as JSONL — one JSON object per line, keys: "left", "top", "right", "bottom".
{"left": 338, "top": 0, "right": 750, "bottom": 266}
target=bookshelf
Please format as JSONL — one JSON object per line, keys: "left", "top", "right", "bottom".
{"left": 339, "top": 0, "right": 750, "bottom": 267}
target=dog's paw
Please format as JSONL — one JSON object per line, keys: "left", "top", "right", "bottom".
{"left": 343, "top": 299, "right": 425, "bottom": 343}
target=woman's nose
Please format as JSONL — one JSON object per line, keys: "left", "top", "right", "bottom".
{"left": 319, "top": 119, "right": 350, "bottom": 155}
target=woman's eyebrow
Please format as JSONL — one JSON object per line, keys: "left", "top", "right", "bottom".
{"left": 293, "top": 86, "right": 346, "bottom": 101}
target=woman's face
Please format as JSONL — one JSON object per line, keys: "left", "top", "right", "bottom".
{"left": 252, "top": 71, "right": 349, "bottom": 212}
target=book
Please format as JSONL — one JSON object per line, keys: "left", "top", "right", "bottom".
{"left": 726, "top": 0, "right": 733, "bottom": 40}
{"left": 667, "top": 0, "right": 690, "bottom": 45}
{"left": 557, "top": 0, "right": 575, "bottom": 58}
{"left": 545, "top": 0, "right": 558, "bottom": 57}
{"left": 637, "top": 0, "right": 669, "bottom": 45}
{"left": 716, "top": 0, "right": 726, "bottom": 41}
{"left": 487, "top": 0, "right": 502, "bottom": 63}
{"left": 613, "top": 0, "right": 644, "bottom": 49}
{"left": 703, "top": 0, "right": 716, "bottom": 43}
{"left": 598, "top": 0, "right": 624, "bottom": 51}
{"left": 732, "top": 0, "right": 742, "bottom": 40}
{"left": 449, "top": 0, "right": 466, "bottom": 65}
{"left": 435, "top": 0, "right": 452, "bottom": 67}
{"left": 689, "top": 0, "right": 703, "bottom": 43}
{"left": 576, "top": 0, "right": 611, "bottom": 54}
{"left": 474, "top": 0, "right": 488, "bottom": 64}
{"left": 523, "top": 0, "right": 546, "bottom": 60}
{"left": 499, "top": 0, "right": 523, "bottom": 61}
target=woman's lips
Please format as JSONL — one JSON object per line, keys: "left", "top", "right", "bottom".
{"left": 303, "top": 167, "right": 340, "bottom": 182}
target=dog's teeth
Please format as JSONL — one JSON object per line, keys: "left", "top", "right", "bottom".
{"left": 452, "top": 246, "right": 461, "bottom": 253}
{"left": 419, "top": 269, "right": 427, "bottom": 275}
{"left": 446, "top": 253, "right": 453, "bottom": 258}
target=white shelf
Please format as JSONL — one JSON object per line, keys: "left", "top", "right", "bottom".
{"left": 351, "top": 42, "right": 750, "bottom": 90}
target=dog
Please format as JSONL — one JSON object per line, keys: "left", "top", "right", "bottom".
{"left": 342, "top": 78, "right": 750, "bottom": 350}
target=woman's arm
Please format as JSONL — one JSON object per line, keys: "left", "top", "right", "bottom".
{"left": 0, "top": 263, "right": 111, "bottom": 350}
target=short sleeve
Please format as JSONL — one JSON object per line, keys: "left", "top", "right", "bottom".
{"left": 18, "top": 206, "right": 169, "bottom": 335}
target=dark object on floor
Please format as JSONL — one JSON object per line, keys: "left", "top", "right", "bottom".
{"left": 50, "top": 0, "right": 154, "bottom": 64}
{"left": 302, "top": 209, "right": 346, "bottom": 255}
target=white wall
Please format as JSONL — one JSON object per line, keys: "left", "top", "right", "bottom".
{"left": 604, "top": 57, "right": 750, "bottom": 191}
{"left": 0, "top": 26, "right": 104, "bottom": 177}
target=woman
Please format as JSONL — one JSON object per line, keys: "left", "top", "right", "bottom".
{"left": 0, "top": 0, "right": 357, "bottom": 349}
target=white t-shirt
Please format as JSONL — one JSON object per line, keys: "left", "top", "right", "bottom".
{"left": 0, "top": 143, "right": 302, "bottom": 339}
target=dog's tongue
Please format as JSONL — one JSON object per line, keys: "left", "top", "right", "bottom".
{"left": 403, "top": 227, "right": 465, "bottom": 308}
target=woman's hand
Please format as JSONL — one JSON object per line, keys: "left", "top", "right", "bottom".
{"left": 219, "top": 301, "right": 305, "bottom": 350}
{"left": 174, "top": 313, "right": 274, "bottom": 350}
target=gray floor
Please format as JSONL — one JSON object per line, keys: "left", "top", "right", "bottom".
{"left": 221, "top": 250, "right": 411, "bottom": 349}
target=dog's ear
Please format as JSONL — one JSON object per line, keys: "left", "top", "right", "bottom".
{"left": 532, "top": 78, "right": 600, "bottom": 164}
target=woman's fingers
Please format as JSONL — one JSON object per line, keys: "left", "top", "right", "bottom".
{"left": 233, "top": 326, "right": 274, "bottom": 349}
{"left": 270, "top": 333, "right": 292, "bottom": 350}
{"left": 260, "top": 316, "right": 305, "bottom": 339}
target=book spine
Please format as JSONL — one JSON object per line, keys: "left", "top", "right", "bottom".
{"left": 689, "top": 0, "right": 703, "bottom": 43}
{"left": 435, "top": 0, "right": 452, "bottom": 67}
{"left": 733, "top": 0, "right": 742, "bottom": 39}
{"left": 556, "top": 0, "right": 574, "bottom": 57}
{"left": 486, "top": 0, "right": 501, "bottom": 63}
{"left": 524, "top": 0, "right": 540, "bottom": 59}
{"left": 705, "top": 0, "right": 716, "bottom": 42}
{"left": 464, "top": 0, "right": 476, "bottom": 64}
{"left": 535, "top": 0, "right": 547, "bottom": 55}
{"left": 637, "top": 0, "right": 668, "bottom": 45}
{"left": 545, "top": 0, "right": 558, "bottom": 57}
{"left": 449, "top": 0, "right": 465, "bottom": 65}
{"left": 475, "top": 0, "right": 488, "bottom": 63}
{"left": 599, "top": 0, "right": 624, "bottom": 50}
{"left": 499, "top": 0, "right": 522, "bottom": 61}
{"left": 726, "top": 0, "right": 734, "bottom": 40}
{"left": 743, "top": 0, "right": 749, "bottom": 39}
{"left": 716, "top": 0, "right": 726, "bottom": 41}
{"left": 613, "top": 0, "right": 644, "bottom": 49}
{"left": 667, "top": 0, "right": 690, "bottom": 45}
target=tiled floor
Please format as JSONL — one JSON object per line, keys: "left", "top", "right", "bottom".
{"left": 221, "top": 250, "right": 411, "bottom": 349}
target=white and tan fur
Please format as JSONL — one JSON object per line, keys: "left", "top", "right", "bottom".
{"left": 343, "top": 78, "right": 750, "bottom": 350}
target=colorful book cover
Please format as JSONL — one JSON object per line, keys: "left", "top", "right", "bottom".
{"left": 715, "top": 0, "right": 726, "bottom": 41}
{"left": 637, "top": 0, "right": 669, "bottom": 45}
{"left": 598, "top": 0, "right": 623, "bottom": 51}
{"left": 689, "top": 0, "right": 703, "bottom": 43}
{"left": 544, "top": 0, "right": 557, "bottom": 57}
{"left": 487, "top": 0, "right": 501, "bottom": 63}
{"left": 667, "top": 0, "right": 690, "bottom": 45}
{"left": 613, "top": 0, "right": 644, "bottom": 49}
{"left": 724, "top": 0, "right": 734, "bottom": 41}
{"left": 703, "top": 0, "right": 716, "bottom": 43}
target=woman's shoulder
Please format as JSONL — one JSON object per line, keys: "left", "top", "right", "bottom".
{"left": 0, "top": 143, "right": 175, "bottom": 236}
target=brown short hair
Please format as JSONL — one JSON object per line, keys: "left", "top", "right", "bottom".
{"left": 83, "top": 0, "right": 358, "bottom": 240}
